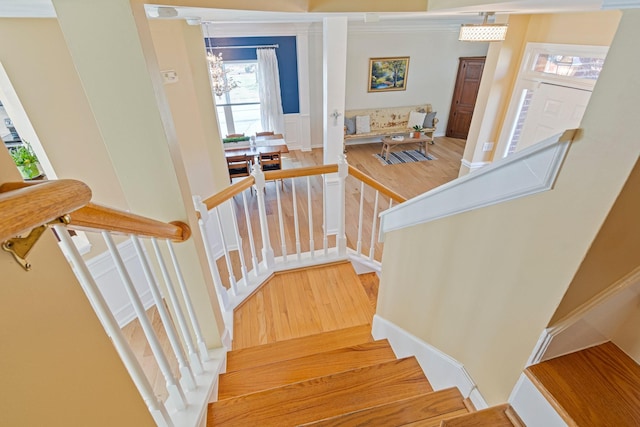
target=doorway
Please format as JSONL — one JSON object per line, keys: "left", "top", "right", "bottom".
{"left": 446, "top": 56, "right": 486, "bottom": 139}
{"left": 497, "top": 43, "right": 608, "bottom": 157}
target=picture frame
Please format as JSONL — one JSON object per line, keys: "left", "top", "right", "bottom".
{"left": 368, "top": 56, "right": 410, "bottom": 92}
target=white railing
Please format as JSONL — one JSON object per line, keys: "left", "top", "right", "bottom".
{"left": 53, "top": 217, "right": 221, "bottom": 427}
{"left": 194, "top": 156, "right": 406, "bottom": 334}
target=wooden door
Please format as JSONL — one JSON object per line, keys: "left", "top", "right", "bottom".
{"left": 446, "top": 57, "right": 485, "bottom": 139}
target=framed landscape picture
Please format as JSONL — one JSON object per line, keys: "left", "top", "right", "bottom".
{"left": 368, "top": 56, "right": 410, "bottom": 92}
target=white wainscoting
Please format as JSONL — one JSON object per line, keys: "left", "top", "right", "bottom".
{"left": 371, "top": 315, "right": 488, "bottom": 409}
{"left": 85, "top": 239, "right": 153, "bottom": 327}
{"left": 509, "top": 374, "right": 568, "bottom": 427}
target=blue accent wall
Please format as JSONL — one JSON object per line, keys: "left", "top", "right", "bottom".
{"left": 205, "top": 36, "right": 299, "bottom": 114}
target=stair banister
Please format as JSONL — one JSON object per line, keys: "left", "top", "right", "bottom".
{"left": 253, "top": 164, "right": 275, "bottom": 268}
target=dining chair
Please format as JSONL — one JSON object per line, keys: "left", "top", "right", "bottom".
{"left": 226, "top": 155, "right": 251, "bottom": 182}
{"left": 259, "top": 150, "right": 283, "bottom": 189}
{"left": 256, "top": 131, "right": 275, "bottom": 137}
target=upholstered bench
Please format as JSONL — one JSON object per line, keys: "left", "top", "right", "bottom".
{"left": 343, "top": 104, "right": 438, "bottom": 143}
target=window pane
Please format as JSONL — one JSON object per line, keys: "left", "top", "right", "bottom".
{"left": 230, "top": 104, "right": 261, "bottom": 136}
{"left": 533, "top": 54, "right": 604, "bottom": 80}
{"left": 214, "top": 62, "right": 259, "bottom": 105}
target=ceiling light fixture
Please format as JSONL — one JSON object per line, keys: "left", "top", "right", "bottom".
{"left": 459, "top": 12, "right": 508, "bottom": 42}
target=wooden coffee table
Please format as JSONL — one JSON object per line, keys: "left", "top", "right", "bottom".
{"left": 380, "top": 135, "right": 430, "bottom": 161}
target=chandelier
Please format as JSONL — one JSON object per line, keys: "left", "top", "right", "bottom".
{"left": 459, "top": 12, "right": 508, "bottom": 42}
{"left": 207, "top": 51, "right": 238, "bottom": 97}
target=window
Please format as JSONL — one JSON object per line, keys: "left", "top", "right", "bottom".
{"left": 533, "top": 54, "right": 604, "bottom": 80}
{"left": 214, "top": 61, "right": 262, "bottom": 137}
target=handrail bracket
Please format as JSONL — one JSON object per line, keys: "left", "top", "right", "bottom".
{"left": 2, "top": 215, "right": 71, "bottom": 271}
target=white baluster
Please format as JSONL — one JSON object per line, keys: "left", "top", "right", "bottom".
{"left": 389, "top": 198, "right": 394, "bottom": 209}
{"left": 307, "top": 176, "right": 314, "bottom": 259}
{"left": 337, "top": 154, "right": 348, "bottom": 256}
{"left": 55, "top": 226, "right": 174, "bottom": 427}
{"left": 252, "top": 162, "right": 275, "bottom": 268}
{"left": 131, "top": 236, "right": 196, "bottom": 391}
{"left": 322, "top": 174, "right": 328, "bottom": 256}
{"left": 166, "top": 240, "right": 210, "bottom": 362}
{"left": 192, "top": 196, "right": 229, "bottom": 312}
{"left": 356, "top": 181, "right": 365, "bottom": 255}
{"left": 291, "top": 177, "right": 302, "bottom": 261}
{"left": 369, "top": 190, "right": 380, "bottom": 261}
{"left": 229, "top": 201, "right": 249, "bottom": 284}
{"left": 241, "top": 190, "right": 260, "bottom": 275}
{"left": 150, "top": 238, "right": 203, "bottom": 376}
{"left": 214, "top": 204, "right": 238, "bottom": 296}
{"left": 103, "top": 233, "right": 186, "bottom": 411}
{"left": 275, "top": 180, "right": 288, "bottom": 263}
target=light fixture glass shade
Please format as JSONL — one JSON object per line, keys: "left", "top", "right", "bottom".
{"left": 459, "top": 24, "right": 508, "bottom": 42}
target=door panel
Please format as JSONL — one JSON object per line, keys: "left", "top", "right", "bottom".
{"left": 446, "top": 57, "right": 485, "bottom": 139}
{"left": 516, "top": 83, "right": 591, "bottom": 152}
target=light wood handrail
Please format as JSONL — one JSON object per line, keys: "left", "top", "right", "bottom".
{"left": 1, "top": 180, "right": 190, "bottom": 242}
{"left": 347, "top": 165, "right": 407, "bottom": 203}
{"left": 69, "top": 203, "right": 191, "bottom": 241}
{"left": 263, "top": 164, "right": 339, "bottom": 181}
{"left": 202, "top": 176, "right": 255, "bottom": 211}
{"left": 0, "top": 179, "right": 92, "bottom": 242}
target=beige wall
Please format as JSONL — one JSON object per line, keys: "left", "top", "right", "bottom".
{"left": 463, "top": 11, "right": 621, "bottom": 169}
{"left": 0, "top": 150, "right": 154, "bottom": 425}
{"left": 551, "top": 159, "right": 640, "bottom": 323}
{"left": 0, "top": 18, "right": 129, "bottom": 254}
{"left": 148, "top": 20, "right": 230, "bottom": 198}
{"left": 377, "top": 9, "right": 640, "bottom": 404}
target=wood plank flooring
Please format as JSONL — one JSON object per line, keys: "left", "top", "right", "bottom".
{"left": 216, "top": 138, "right": 464, "bottom": 290}
{"left": 525, "top": 341, "right": 640, "bottom": 426}
{"left": 232, "top": 262, "right": 374, "bottom": 349}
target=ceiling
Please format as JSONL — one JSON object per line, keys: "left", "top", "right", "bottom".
{"left": 0, "top": 0, "right": 605, "bottom": 22}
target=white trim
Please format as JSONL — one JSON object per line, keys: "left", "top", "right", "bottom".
{"left": 528, "top": 265, "right": 640, "bottom": 365}
{"left": 601, "top": 0, "right": 640, "bottom": 9}
{"left": 509, "top": 374, "right": 568, "bottom": 427}
{"left": 460, "top": 159, "right": 490, "bottom": 171}
{"left": 371, "top": 314, "right": 488, "bottom": 409}
{"left": 379, "top": 130, "right": 575, "bottom": 236}
{"left": 85, "top": 239, "right": 155, "bottom": 327}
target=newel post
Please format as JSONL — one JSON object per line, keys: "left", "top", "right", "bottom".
{"left": 252, "top": 163, "right": 275, "bottom": 268}
{"left": 337, "top": 154, "right": 348, "bottom": 256}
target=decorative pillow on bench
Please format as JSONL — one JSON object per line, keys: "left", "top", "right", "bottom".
{"left": 345, "top": 117, "right": 356, "bottom": 135}
{"left": 356, "top": 115, "right": 371, "bottom": 134}
{"left": 423, "top": 111, "right": 437, "bottom": 128}
{"left": 407, "top": 111, "right": 427, "bottom": 129}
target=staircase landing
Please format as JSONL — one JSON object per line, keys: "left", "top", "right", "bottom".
{"left": 232, "top": 261, "right": 375, "bottom": 350}
{"left": 526, "top": 341, "right": 640, "bottom": 426}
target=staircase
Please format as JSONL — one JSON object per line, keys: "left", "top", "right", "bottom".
{"left": 207, "top": 324, "right": 523, "bottom": 426}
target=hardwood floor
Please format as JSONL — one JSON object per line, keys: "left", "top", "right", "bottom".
{"left": 216, "top": 137, "right": 465, "bottom": 290}
{"left": 232, "top": 261, "right": 375, "bottom": 350}
{"left": 120, "top": 137, "right": 462, "bottom": 402}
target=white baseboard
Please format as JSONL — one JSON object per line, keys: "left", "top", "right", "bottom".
{"left": 509, "top": 374, "right": 567, "bottom": 427}
{"left": 85, "top": 239, "right": 155, "bottom": 327}
{"left": 371, "top": 314, "right": 488, "bottom": 409}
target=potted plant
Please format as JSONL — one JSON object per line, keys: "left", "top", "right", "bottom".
{"left": 9, "top": 141, "right": 41, "bottom": 180}
{"left": 412, "top": 125, "right": 423, "bottom": 139}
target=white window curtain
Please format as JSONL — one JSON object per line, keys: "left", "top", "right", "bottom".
{"left": 257, "top": 48, "right": 284, "bottom": 134}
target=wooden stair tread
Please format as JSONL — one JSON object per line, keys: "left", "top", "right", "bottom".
{"left": 226, "top": 324, "right": 373, "bottom": 372}
{"left": 299, "top": 387, "right": 467, "bottom": 427}
{"left": 439, "top": 403, "right": 513, "bottom": 427}
{"left": 208, "top": 357, "right": 432, "bottom": 426}
{"left": 219, "top": 339, "right": 396, "bottom": 400}
{"left": 525, "top": 341, "right": 640, "bottom": 426}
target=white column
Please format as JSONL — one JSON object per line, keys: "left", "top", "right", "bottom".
{"left": 322, "top": 17, "right": 348, "bottom": 235}
{"left": 296, "top": 23, "right": 312, "bottom": 151}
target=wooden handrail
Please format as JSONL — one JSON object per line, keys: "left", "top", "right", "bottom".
{"left": 202, "top": 176, "right": 255, "bottom": 211}
{"left": 69, "top": 203, "right": 191, "bottom": 242}
{"left": 0, "top": 180, "right": 92, "bottom": 242}
{"left": 263, "top": 164, "right": 339, "bottom": 181}
{"left": 1, "top": 180, "right": 190, "bottom": 242}
{"left": 347, "top": 165, "right": 407, "bottom": 203}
